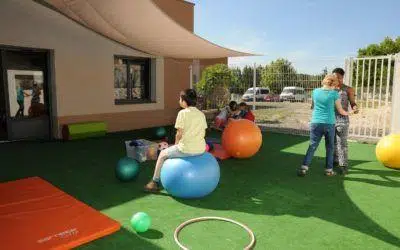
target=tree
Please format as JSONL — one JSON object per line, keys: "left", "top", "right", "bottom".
{"left": 256, "top": 65, "right": 263, "bottom": 87}
{"left": 355, "top": 36, "right": 399, "bottom": 91}
{"left": 196, "top": 64, "right": 231, "bottom": 109}
{"left": 241, "top": 65, "right": 253, "bottom": 90}
{"left": 358, "top": 36, "right": 400, "bottom": 57}
{"left": 260, "top": 58, "right": 297, "bottom": 93}
{"left": 229, "top": 67, "right": 243, "bottom": 94}
{"left": 239, "top": 65, "right": 262, "bottom": 89}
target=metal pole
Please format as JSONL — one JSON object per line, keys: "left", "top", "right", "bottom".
{"left": 370, "top": 58, "right": 378, "bottom": 137}
{"left": 375, "top": 59, "right": 385, "bottom": 137}
{"left": 391, "top": 54, "right": 400, "bottom": 134}
{"left": 344, "top": 57, "right": 351, "bottom": 86}
{"left": 382, "top": 56, "right": 392, "bottom": 136}
{"left": 253, "top": 63, "right": 256, "bottom": 110}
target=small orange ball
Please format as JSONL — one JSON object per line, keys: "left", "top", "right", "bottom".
{"left": 222, "top": 119, "right": 262, "bottom": 159}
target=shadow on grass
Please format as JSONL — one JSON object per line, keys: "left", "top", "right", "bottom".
{"left": 176, "top": 132, "right": 400, "bottom": 248}
{"left": 138, "top": 229, "right": 164, "bottom": 240}
{"left": 343, "top": 167, "right": 400, "bottom": 188}
{"left": 1, "top": 129, "right": 399, "bottom": 248}
{"left": 0, "top": 127, "right": 172, "bottom": 249}
{"left": 77, "top": 227, "right": 162, "bottom": 250}
{"left": 0, "top": 127, "right": 173, "bottom": 208}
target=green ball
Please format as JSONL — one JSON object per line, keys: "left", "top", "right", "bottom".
{"left": 116, "top": 157, "right": 139, "bottom": 182}
{"left": 130, "top": 212, "right": 151, "bottom": 233}
{"left": 155, "top": 127, "right": 166, "bottom": 138}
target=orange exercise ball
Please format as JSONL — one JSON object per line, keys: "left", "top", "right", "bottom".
{"left": 222, "top": 119, "right": 262, "bottom": 159}
{"left": 376, "top": 133, "right": 400, "bottom": 170}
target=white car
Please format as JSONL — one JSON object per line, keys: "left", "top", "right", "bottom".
{"left": 241, "top": 87, "right": 270, "bottom": 102}
{"left": 279, "top": 87, "right": 306, "bottom": 102}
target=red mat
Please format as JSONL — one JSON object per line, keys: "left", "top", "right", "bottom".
{"left": 0, "top": 177, "right": 120, "bottom": 250}
{"left": 211, "top": 143, "right": 231, "bottom": 160}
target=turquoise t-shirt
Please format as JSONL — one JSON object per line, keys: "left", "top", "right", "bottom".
{"left": 17, "top": 87, "right": 24, "bottom": 102}
{"left": 311, "top": 88, "right": 339, "bottom": 124}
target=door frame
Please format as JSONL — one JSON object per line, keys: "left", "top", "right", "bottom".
{"left": 0, "top": 44, "right": 55, "bottom": 141}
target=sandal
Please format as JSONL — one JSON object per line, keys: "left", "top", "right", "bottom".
{"left": 143, "top": 180, "right": 161, "bottom": 193}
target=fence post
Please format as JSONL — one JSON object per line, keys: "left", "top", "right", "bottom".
{"left": 253, "top": 63, "right": 256, "bottom": 110}
{"left": 344, "top": 57, "right": 352, "bottom": 87}
{"left": 390, "top": 53, "right": 400, "bottom": 134}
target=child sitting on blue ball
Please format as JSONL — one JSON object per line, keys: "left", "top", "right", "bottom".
{"left": 144, "top": 89, "right": 208, "bottom": 193}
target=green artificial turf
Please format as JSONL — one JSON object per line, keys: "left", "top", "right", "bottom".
{"left": 1, "top": 128, "right": 399, "bottom": 249}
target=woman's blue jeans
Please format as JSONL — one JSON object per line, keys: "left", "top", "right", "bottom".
{"left": 303, "top": 123, "right": 335, "bottom": 170}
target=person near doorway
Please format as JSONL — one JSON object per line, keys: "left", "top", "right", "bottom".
{"left": 332, "top": 68, "right": 359, "bottom": 175}
{"left": 31, "top": 82, "right": 41, "bottom": 105}
{"left": 15, "top": 85, "right": 29, "bottom": 117}
{"left": 28, "top": 83, "right": 44, "bottom": 118}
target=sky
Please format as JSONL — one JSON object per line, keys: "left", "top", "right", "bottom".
{"left": 189, "top": 0, "right": 400, "bottom": 74}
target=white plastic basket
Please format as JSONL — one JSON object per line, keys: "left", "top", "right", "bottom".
{"left": 125, "top": 139, "right": 158, "bottom": 162}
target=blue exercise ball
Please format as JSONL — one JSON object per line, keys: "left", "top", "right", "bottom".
{"left": 116, "top": 157, "right": 140, "bottom": 182}
{"left": 160, "top": 153, "right": 220, "bottom": 199}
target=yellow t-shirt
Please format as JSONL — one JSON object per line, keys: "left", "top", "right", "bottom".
{"left": 175, "top": 107, "right": 207, "bottom": 154}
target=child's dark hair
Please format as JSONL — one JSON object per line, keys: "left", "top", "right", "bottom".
{"left": 332, "top": 68, "right": 345, "bottom": 76}
{"left": 229, "top": 101, "right": 238, "bottom": 111}
{"left": 239, "top": 102, "right": 250, "bottom": 111}
{"left": 180, "top": 89, "right": 197, "bottom": 106}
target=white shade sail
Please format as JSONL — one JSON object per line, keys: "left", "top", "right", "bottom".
{"left": 40, "top": 0, "right": 257, "bottom": 59}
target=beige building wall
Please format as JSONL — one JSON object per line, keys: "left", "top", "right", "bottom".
{"left": 0, "top": 0, "right": 174, "bottom": 137}
{"left": 153, "top": 0, "right": 228, "bottom": 86}
{"left": 0, "top": 0, "right": 228, "bottom": 138}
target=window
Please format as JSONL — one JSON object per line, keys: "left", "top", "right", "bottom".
{"left": 114, "top": 56, "right": 151, "bottom": 104}
{"left": 261, "top": 89, "right": 269, "bottom": 94}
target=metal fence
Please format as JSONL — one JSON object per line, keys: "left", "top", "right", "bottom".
{"left": 193, "top": 54, "right": 400, "bottom": 142}
{"left": 345, "top": 55, "right": 396, "bottom": 140}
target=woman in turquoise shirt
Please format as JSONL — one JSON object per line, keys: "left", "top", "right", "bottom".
{"left": 298, "top": 74, "right": 349, "bottom": 177}
{"left": 16, "top": 86, "right": 29, "bottom": 117}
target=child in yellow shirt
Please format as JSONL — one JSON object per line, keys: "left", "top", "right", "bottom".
{"left": 144, "top": 89, "right": 208, "bottom": 192}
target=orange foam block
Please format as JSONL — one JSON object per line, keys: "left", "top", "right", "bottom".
{"left": 211, "top": 143, "right": 231, "bottom": 160}
{"left": 0, "top": 177, "right": 120, "bottom": 250}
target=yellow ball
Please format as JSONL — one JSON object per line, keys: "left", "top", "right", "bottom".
{"left": 376, "top": 134, "right": 400, "bottom": 169}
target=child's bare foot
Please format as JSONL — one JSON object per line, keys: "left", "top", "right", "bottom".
{"left": 144, "top": 180, "right": 161, "bottom": 193}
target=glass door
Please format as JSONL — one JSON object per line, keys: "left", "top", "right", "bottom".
{"left": 1, "top": 48, "right": 51, "bottom": 141}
